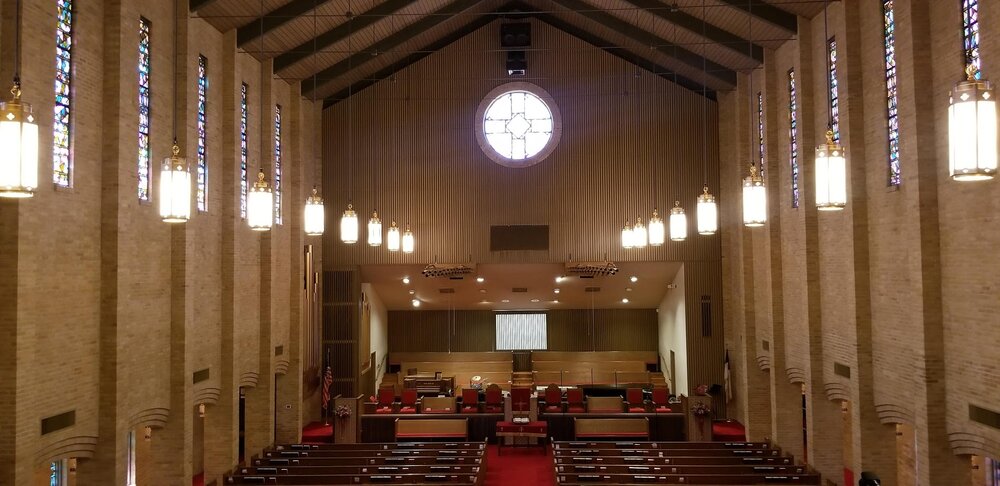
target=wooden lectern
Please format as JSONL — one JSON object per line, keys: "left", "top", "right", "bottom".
{"left": 333, "top": 395, "right": 363, "bottom": 444}
{"left": 682, "top": 395, "right": 713, "bottom": 441}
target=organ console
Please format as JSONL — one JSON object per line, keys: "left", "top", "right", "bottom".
{"left": 403, "top": 373, "right": 455, "bottom": 396}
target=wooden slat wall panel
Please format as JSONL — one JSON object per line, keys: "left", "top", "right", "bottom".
{"left": 451, "top": 310, "right": 496, "bottom": 352}
{"left": 682, "top": 260, "right": 726, "bottom": 416}
{"left": 321, "top": 18, "right": 721, "bottom": 266}
{"left": 545, "top": 310, "right": 593, "bottom": 352}
{"left": 592, "top": 309, "right": 659, "bottom": 351}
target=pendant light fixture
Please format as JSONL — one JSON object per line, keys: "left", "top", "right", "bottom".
{"left": 401, "top": 223, "right": 415, "bottom": 254}
{"left": 304, "top": 187, "right": 324, "bottom": 235}
{"left": 815, "top": 0, "right": 847, "bottom": 209}
{"left": 648, "top": 209, "right": 665, "bottom": 246}
{"left": 158, "top": 0, "right": 191, "bottom": 221}
{"left": 303, "top": 0, "right": 325, "bottom": 235}
{"left": 340, "top": 7, "right": 359, "bottom": 244}
{"left": 632, "top": 217, "right": 647, "bottom": 248}
{"left": 742, "top": 1, "right": 766, "bottom": 227}
{"left": 670, "top": 201, "right": 687, "bottom": 241}
{"left": 949, "top": 68, "right": 996, "bottom": 179}
{"left": 0, "top": 0, "right": 37, "bottom": 198}
{"left": 696, "top": 0, "right": 717, "bottom": 235}
{"left": 386, "top": 221, "right": 401, "bottom": 251}
{"left": 246, "top": 0, "right": 273, "bottom": 231}
{"left": 367, "top": 211, "right": 382, "bottom": 246}
{"left": 621, "top": 220, "right": 634, "bottom": 249}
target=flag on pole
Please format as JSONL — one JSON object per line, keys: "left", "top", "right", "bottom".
{"left": 724, "top": 350, "right": 733, "bottom": 403}
{"left": 321, "top": 366, "right": 333, "bottom": 411}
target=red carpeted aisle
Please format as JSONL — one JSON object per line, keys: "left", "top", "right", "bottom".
{"left": 712, "top": 419, "right": 747, "bottom": 441}
{"left": 483, "top": 444, "right": 555, "bottom": 486}
{"left": 301, "top": 421, "right": 334, "bottom": 443}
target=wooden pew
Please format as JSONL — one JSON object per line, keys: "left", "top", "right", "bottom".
{"left": 273, "top": 441, "right": 483, "bottom": 451}
{"left": 554, "top": 463, "right": 808, "bottom": 475}
{"left": 263, "top": 448, "right": 482, "bottom": 458}
{"left": 573, "top": 418, "right": 649, "bottom": 440}
{"left": 236, "top": 464, "right": 481, "bottom": 476}
{"left": 555, "top": 456, "right": 794, "bottom": 466}
{"left": 555, "top": 441, "right": 774, "bottom": 450}
{"left": 226, "top": 472, "right": 481, "bottom": 484}
{"left": 554, "top": 471, "right": 821, "bottom": 484}
{"left": 395, "top": 418, "right": 469, "bottom": 441}
{"left": 585, "top": 396, "right": 624, "bottom": 413}
{"left": 254, "top": 456, "right": 484, "bottom": 467}
{"left": 421, "top": 396, "right": 458, "bottom": 414}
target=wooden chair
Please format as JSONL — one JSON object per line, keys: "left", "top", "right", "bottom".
{"left": 511, "top": 387, "right": 532, "bottom": 418}
{"left": 566, "top": 388, "right": 585, "bottom": 413}
{"left": 625, "top": 387, "right": 646, "bottom": 413}
{"left": 483, "top": 384, "right": 503, "bottom": 413}
{"left": 460, "top": 388, "right": 479, "bottom": 413}
{"left": 375, "top": 387, "right": 395, "bottom": 414}
{"left": 651, "top": 387, "right": 672, "bottom": 412}
{"left": 399, "top": 389, "right": 418, "bottom": 414}
{"left": 543, "top": 383, "right": 563, "bottom": 413}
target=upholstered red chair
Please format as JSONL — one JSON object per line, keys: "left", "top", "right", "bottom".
{"left": 566, "top": 388, "right": 585, "bottom": 413}
{"left": 651, "top": 387, "right": 671, "bottom": 413}
{"left": 483, "top": 384, "right": 503, "bottom": 413}
{"left": 375, "top": 387, "right": 396, "bottom": 414}
{"left": 461, "top": 388, "right": 480, "bottom": 413}
{"left": 399, "top": 389, "right": 418, "bottom": 414}
{"left": 626, "top": 388, "right": 646, "bottom": 412}
{"left": 543, "top": 384, "right": 563, "bottom": 413}
{"left": 511, "top": 387, "right": 532, "bottom": 418}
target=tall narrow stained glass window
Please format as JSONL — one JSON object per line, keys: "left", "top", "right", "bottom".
{"left": 828, "top": 37, "right": 840, "bottom": 142}
{"left": 963, "top": 0, "right": 980, "bottom": 77}
{"left": 53, "top": 0, "right": 74, "bottom": 187}
{"left": 240, "top": 83, "right": 248, "bottom": 219}
{"left": 196, "top": 55, "right": 208, "bottom": 211}
{"left": 757, "top": 92, "right": 765, "bottom": 177}
{"left": 788, "top": 69, "right": 799, "bottom": 208}
{"left": 274, "top": 104, "right": 282, "bottom": 224}
{"left": 138, "top": 18, "right": 152, "bottom": 201}
{"left": 883, "top": 0, "right": 901, "bottom": 186}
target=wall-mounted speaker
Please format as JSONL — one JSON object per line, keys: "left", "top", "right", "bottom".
{"left": 501, "top": 23, "right": 531, "bottom": 48}
{"left": 507, "top": 51, "right": 526, "bottom": 77}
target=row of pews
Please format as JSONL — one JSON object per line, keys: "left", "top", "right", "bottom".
{"left": 225, "top": 441, "right": 487, "bottom": 485}
{"left": 553, "top": 440, "right": 821, "bottom": 485}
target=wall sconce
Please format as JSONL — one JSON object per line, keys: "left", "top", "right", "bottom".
{"left": 198, "top": 403, "right": 206, "bottom": 418}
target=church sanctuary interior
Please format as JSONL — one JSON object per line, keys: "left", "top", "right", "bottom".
{"left": 3, "top": 0, "right": 1000, "bottom": 485}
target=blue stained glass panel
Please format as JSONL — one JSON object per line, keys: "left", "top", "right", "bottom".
{"left": 788, "top": 69, "right": 799, "bottom": 209}
{"left": 757, "top": 92, "right": 765, "bottom": 178}
{"left": 963, "top": 0, "right": 981, "bottom": 78}
{"left": 138, "top": 18, "right": 151, "bottom": 201}
{"left": 274, "top": 104, "right": 282, "bottom": 224}
{"left": 240, "top": 83, "right": 248, "bottom": 219}
{"left": 884, "top": 0, "right": 901, "bottom": 186}
{"left": 828, "top": 37, "right": 840, "bottom": 142}
{"left": 197, "top": 55, "right": 208, "bottom": 211}
{"left": 53, "top": 0, "right": 74, "bottom": 187}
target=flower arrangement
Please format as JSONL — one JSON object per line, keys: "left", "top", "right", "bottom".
{"left": 334, "top": 405, "right": 352, "bottom": 419}
{"left": 691, "top": 401, "right": 712, "bottom": 417}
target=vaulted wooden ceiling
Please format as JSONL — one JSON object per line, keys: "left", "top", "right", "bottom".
{"left": 190, "top": 0, "right": 826, "bottom": 105}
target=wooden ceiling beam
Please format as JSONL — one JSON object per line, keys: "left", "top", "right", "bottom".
{"left": 237, "top": 0, "right": 339, "bottom": 47}
{"left": 715, "top": 0, "right": 798, "bottom": 33}
{"left": 621, "top": 0, "right": 763, "bottom": 63}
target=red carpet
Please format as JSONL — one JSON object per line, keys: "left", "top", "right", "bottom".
{"left": 484, "top": 444, "right": 555, "bottom": 486}
{"left": 192, "top": 472, "right": 203, "bottom": 486}
{"left": 712, "top": 419, "right": 747, "bottom": 441}
{"left": 302, "top": 421, "right": 334, "bottom": 443}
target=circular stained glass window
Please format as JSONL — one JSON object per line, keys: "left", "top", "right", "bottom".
{"left": 475, "top": 83, "right": 561, "bottom": 168}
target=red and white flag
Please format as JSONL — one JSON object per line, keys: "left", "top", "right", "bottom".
{"left": 321, "top": 366, "right": 333, "bottom": 411}
{"left": 724, "top": 351, "right": 733, "bottom": 403}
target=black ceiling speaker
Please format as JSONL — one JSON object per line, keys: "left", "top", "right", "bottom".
{"left": 506, "top": 51, "right": 527, "bottom": 77}
{"left": 500, "top": 23, "right": 531, "bottom": 48}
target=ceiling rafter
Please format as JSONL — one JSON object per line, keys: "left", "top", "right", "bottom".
{"left": 548, "top": 0, "right": 735, "bottom": 86}
{"left": 274, "top": 0, "right": 419, "bottom": 73}
{"left": 300, "top": 0, "right": 484, "bottom": 95}
{"left": 236, "top": 0, "right": 337, "bottom": 46}
{"left": 189, "top": 0, "right": 222, "bottom": 12}
{"left": 716, "top": 0, "right": 798, "bottom": 33}
{"left": 621, "top": 0, "right": 763, "bottom": 63}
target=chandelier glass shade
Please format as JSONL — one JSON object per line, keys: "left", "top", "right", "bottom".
{"left": 742, "top": 163, "right": 766, "bottom": 227}
{"left": 669, "top": 201, "right": 687, "bottom": 241}
{"left": 304, "top": 188, "right": 324, "bottom": 236}
{"left": 621, "top": 220, "right": 634, "bottom": 249}
{"left": 632, "top": 218, "right": 647, "bottom": 248}
{"left": 647, "top": 209, "right": 665, "bottom": 246}
{"left": 386, "top": 221, "right": 401, "bottom": 251}
{"left": 949, "top": 65, "right": 997, "bottom": 181}
{"left": 696, "top": 186, "right": 717, "bottom": 235}
{"left": 247, "top": 169, "right": 273, "bottom": 231}
{"left": 367, "top": 211, "right": 382, "bottom": 247}
{"left": 401, "top": 223, "right": 415, "bottom": 254}
{"left": 340, "top": 203, "right": 358, "bottom": 244}
{"left": 0, "top": 83, "right": 37, "bottom": 198}
{"left": 159, "top": 142, "right": 191, "bottom": 223}
{"left": 815, "top": 129, "right": 847, "bottom": 210}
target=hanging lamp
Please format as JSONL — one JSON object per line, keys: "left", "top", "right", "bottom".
{"left": 340, "top": 204, "right": 358, "bottom": 243}
{"left": 0, "top": 79, "right": 38, "bottom": 196}
{"left": 401, "top": 223, "right": 414, "bottom": 254}
{"left": 368, "top": 211, "right": 382, "bottom": 246}
{"left": 696, "top": 0, "right": 717, "bottom": 234}
{"left": 950, "top": 66, "right": 997, "bottom": 180}
{"left": 340, "top": 8, "right": 359, "bottom": 243}
{"left": 669, "top": 201, "right": 687, "bottom": 241}
{"left": 386, "top": 221, "right": 401, "bottom": 251}
{"left": 741, "top": 1, "right": 766, "bottom": 227}
{"left": 158, "top": 0, "right": 190, "bottom": 220}
{"left": 304, "top": 187, "right": 324, "bottom": 235}
{"left": 697, "top": 186, "right": 717, "bottom": 235}
{"left": 815, "top": 0, "right": 847, "bottom": 209}
{"left": 621, "top": 220, "right": 634, "bottom": 249}
{"left": 246, "top": 0, "right": 273, "bottom": 231}
{"left": 648, "top": 209, "right": 665, "bottom": 246}
{"left": 303, "top": 0, "right": 325, "bottom": 235}
{"left": 632, "top": 217, "right": 647, "bottom": 248}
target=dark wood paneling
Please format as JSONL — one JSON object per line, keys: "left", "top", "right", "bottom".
{"left": 546, "top": 309, "right": 593, "bottom": 352}
{"left": 591, "top": 309, "right": 659, "bottom": 352}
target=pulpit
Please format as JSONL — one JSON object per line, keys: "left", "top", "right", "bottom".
{"left": 682, "top": 395, "right": 713, "bottom": 441}
{"left": 333, "top": 395, "right": 363, "bottom": 444}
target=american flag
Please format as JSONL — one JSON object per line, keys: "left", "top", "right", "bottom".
{"left": 321, "top": 366, "right": 333, "bottom": 411}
